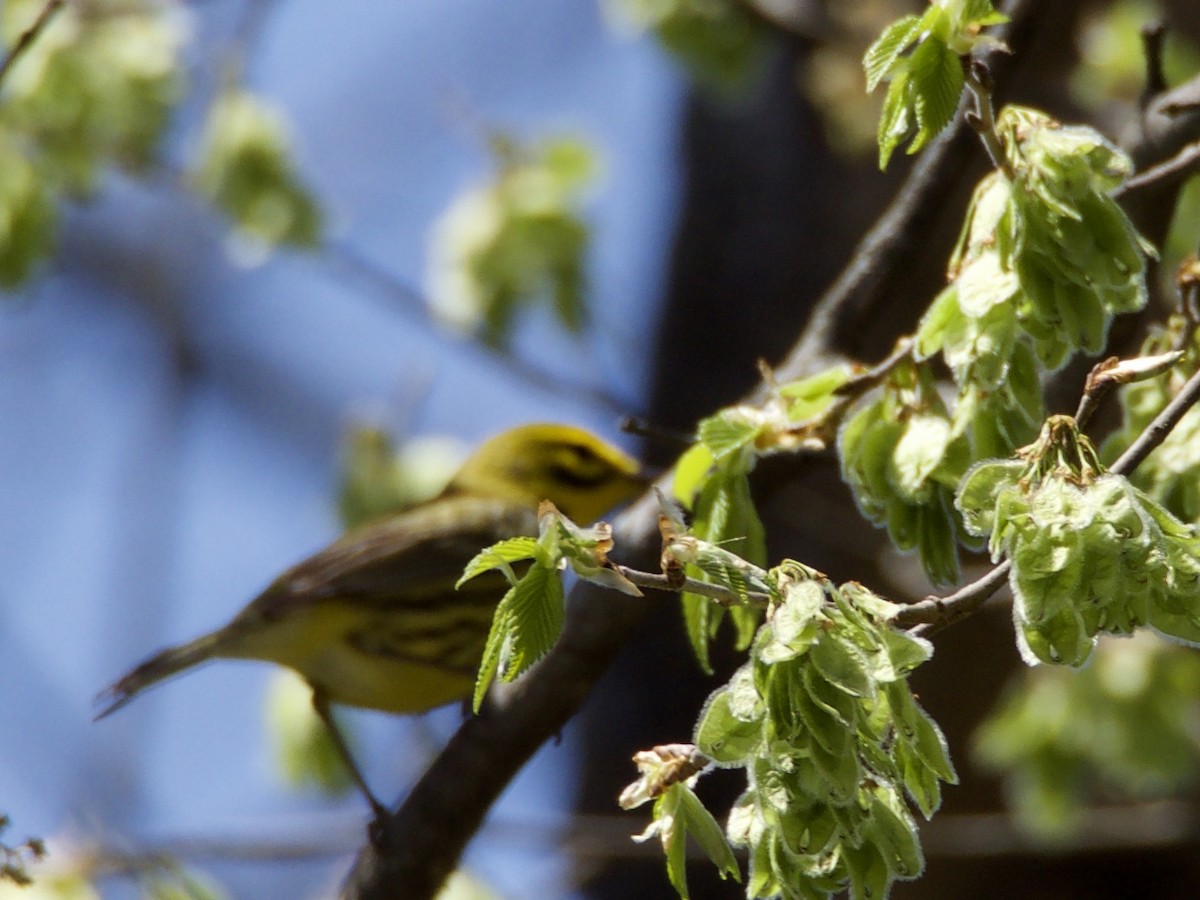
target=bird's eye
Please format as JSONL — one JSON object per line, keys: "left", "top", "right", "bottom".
{"left": 567, "top": 441, "right": 600, "bottom": 464}
{"left": 547, "top": 461, "right": 610, "bottom": 489}
{"left": 539, "top": 440, "right": 608, "bottom": 485}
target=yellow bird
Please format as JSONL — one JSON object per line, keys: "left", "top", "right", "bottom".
{"left": 96, "top": 423, "right": 646, "bottom": 818}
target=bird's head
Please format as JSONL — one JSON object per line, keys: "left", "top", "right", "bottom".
{"left": 447, "top": 423, "right": 648, "bottom": 522}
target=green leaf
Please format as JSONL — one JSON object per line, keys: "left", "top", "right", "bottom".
{"left": 897, "top": 738, "right": 944, "bottom": 818}
{"left": 745, "top": 835, "right": 777, "bottom": 898}
{"left": 759, "top": 579, "right": 824, "bottom": 664}
{"left": 862, "top": 14, "right": 922, "bottom": 91}
{"left": 955, "top": 459, "right": 1024, "bottom": 537}
{"left": 992, "top": 105, "right": 1149, "bottom": 366}
{"left": 659, "top": 789, "right": 690, "bottom": 899}
{"left": 916, "top": 492, "right": 962, "bottom": 586}
{"left": 809, "top": 635, "right": 874, "bottom": 699}
{"left": 840, "top": 400, "right": 900, "bottom": 523}
{"left": 692, "top": 466, "right": 765, "bottom": 564}
{"left": 682, "top": 457, "right": 767, "bottom": 666}
{"left": 956, "top": 251, "right": 1021, "bottom": 318}
{"left": 0, "top": 136, "right": 57, "bottom": 289}
{"left": 677, "top": 785, "right": 741, "bottom": 884}
{"left": 913, "top": 284, "right": 962, "bottom": 360}
{"left": 961, "top": 0, "right": 1009, "bottom": 27}
{"left": 729, "top": 603, "right": 762, "bottom": 652}
{"left": 474, "top": 599, "right": 512, "bottom": 713}
{"left": 619, "top": 0, "right": 768, "bottom": 90}
{"left": 867, "top": 786, "right": 925, "bottom": 880}
{"left": 1016, "top": 591, "right": 1094, "bottom": 667}
{"left": 695, "top": 688, "right": 763, "bottom": 766}
{"left": 779, "top": 365, "right": 853, "bottom": 421}
{"left": 791, "top": 677, "right": 855, "bottom": 758}
{"left": 472, "top": 563, "right": 563, "bottom": 710}
{"left": 843, "top": 839, "right": 891, "bottom": 900}
{"left": 906, "top": 35, "right": 963, "bottom": 155}
{"left": 1145, "top": 603, "right": 1200, "bottom": 646}
{"left": 427, "top": 132, "right": 596, "bottom": 346}
{"left": 503, "top": 562, "right": 565, "bottom": 676}
{"left": 809, "top": 733, "right": 863, "bottom": 804}
{"left": 193, "top": 90, "right": 323, "bottom": 248}
{"left": 888, "top": 412, "right": 954, "bottom": 501}
{"left": 647, "top": 782, "right": 741, "bottom": 899}
{"left": 266, "top": 671, "right": 354, "bottom": 796}
{"left": 541, "top": 136, "right": 597, "bottom": 187}
{"left": 877, "top": 72, "right": 914, "bottom": 169}
{"left": 673, "top": 443, "right": 715, "bottom": 507}
{"left": 889, "top": 682, "right": 957, "bottom": 783}
{"left": 457, "top": 537, "right": 539, "bottom": 587}
{"left": 871, "top": 629, "right": 934, "bottom": 683}
{"left": 728, "top": 662, "right": 765, "bottom": 721}
{"left": 838, "top": 579, "right": 906, "bottom": 623}
{"left": 698, "top": 409, "right": 764, "bottom": 460}
{"left": 803, "top": 663, "right": 858, "bottom": 730}
{"left": 1, "top": 0, "right": 185, "bottom": 194}
{"left": 681, "top": 589, "right": 715, "bottom": 675}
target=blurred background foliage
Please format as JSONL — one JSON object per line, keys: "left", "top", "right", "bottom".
{"left": 974, "top": 631, "right": 1200, "bottom": 840}
{"left": 5, "top": 0, "right": 1200, "bottom": 897}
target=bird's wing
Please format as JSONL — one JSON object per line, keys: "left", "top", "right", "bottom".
{"left": 239, "top": 494, "right": 537, "bottom": 621}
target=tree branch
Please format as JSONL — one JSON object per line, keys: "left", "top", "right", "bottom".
{"left": 1119, "top": 70, "right": 1200, "bottom": 244}
{"left": 340, "top": 493, "right": 663, "bottom": 898}
{"left": 148, "top": 163, "right": 643, "bottom": 421}
{"left": 897, "top": 360, "right": 1200, "bottom": 633}
{"left": 773, "top": 0, "right": 1043, "bottom": 382}
{"left": 963, "top": 59, "right": 1014, "bottom": 180}
{"left": 316, "top": 241, "right": 641, "bottom": 419}
{"left": 1114, "top": 139, "right": 1200, "bottom": 200}
{"left": 612, "top": 565, "right": 771, "bottom": 608}
{"left": 339, "top": 2, "right": 1200, "bottom": 895}
{"left": 772, "top": 113, "right": 977, "bottom": 380}
{"left": 1110, "top": 362, "right": 1200, "bottom": 477}
{"left": 895, "top": 561, "right": 1011, "bottom": 633}
{"left": 0, "top": 0, "right": 63, "bottom": 89}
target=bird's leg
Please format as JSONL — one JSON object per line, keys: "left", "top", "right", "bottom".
{"left": 310, "top": 688, "right": 391, "bottom": 835}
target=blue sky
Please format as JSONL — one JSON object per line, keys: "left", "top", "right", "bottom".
{"left": 0, "top": 3, "right": 684, "bottom": 896}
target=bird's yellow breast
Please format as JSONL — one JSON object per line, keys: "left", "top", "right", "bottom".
{"left": 223, "top": 600, "right": 482, "bottom": 714}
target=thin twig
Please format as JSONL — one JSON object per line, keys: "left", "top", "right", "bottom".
{"left": 775, "top": 0, "right": 1042, "bottom": 379}
{"left": 898, "top": 360, "right": 1200, "bottom": 632}
{"left": 774, "top": 115, "right": 977, "bottom": 379}
{"left": 1139, "top": 22, "right": 1168, "bottom": 110}
{"left": 838, "top": 337, "right": 913, "bottom": 393}
{"left": 0, "top": 0, "right": 64, "bottom": 89}
{"left": 1113, "top": 139, "right": 1200, "bottom": 199}
{"left": 1075, "top": 352, "right": 1185, "bottom": 429}
{"left": 963, "top": 59, "right": 1014, "bottom": 180}
{"left": 612, "top": 565, "right": 771, "bottom": 608}
{"left": 149, "top": 160, "right": 643, "bottom": 420}
{"left": 318, "top": 242, "right": 641, "bottom": 420}
{"left": 1178, "top": 250, "right": 1200, "bottom": 337}
{"left": 335, "top": 2, "right": 1082, "bottom": 894}
{"left": 894, "top": 560, "right": 1010, "bottom": 631}
{"left": 212, "top": 0, "right": 283, "bottom": 93}
{"left": 1110, "top": 362, "right": 1200, "bottom": 476}
{"left": 1073, "top": 370, "right": 1113, "bottom": 431}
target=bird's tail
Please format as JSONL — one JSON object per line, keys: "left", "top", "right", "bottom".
{"left": 94, "top": 630, "right": 229, "bottom": 720}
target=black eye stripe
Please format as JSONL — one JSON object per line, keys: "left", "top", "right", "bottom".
{"left": 565, "top": 442, "right": 599, "bottom": 463}
{"left": 547, "top": 462, "right": 612, "bottom": 489}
